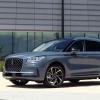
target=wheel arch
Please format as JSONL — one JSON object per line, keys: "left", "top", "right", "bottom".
{"left": 47, "top": 61, "right": 66, "bottom": 78}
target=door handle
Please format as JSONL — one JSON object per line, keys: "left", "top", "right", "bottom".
{"left": 70, "top": 51, "right": 77, "bottom": 56}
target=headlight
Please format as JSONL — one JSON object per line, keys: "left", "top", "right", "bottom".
{"left": 27, "top": 56, "right": 46, "bottom": 63}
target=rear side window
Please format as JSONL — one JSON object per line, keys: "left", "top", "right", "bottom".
{"left": 85, "top": 40, "right": 100, "bottom": 51}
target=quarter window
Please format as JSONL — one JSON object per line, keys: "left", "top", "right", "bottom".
{"left": 85, "top": 40, "right": 100, "bottom": 51}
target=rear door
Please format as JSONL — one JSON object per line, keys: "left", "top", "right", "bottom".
{"left": 83, "top": 40, "right": 100, "bottom": 76}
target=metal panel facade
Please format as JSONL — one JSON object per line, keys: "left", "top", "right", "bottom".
{"left": 0, "top": 0, "right": 100, "bottom": 32}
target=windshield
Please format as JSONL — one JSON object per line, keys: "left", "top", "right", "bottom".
{"left": 33, "top": 39, "right": 72, "bottom": 52}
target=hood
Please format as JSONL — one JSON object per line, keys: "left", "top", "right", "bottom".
{"left": 6, "top": 51, "right": 68, "bottom": 59}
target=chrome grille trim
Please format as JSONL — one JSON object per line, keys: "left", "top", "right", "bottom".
{"left": 5, "top": 58, "right": 23, "bottom": 72}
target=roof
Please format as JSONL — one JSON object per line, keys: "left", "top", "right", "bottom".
{"left": 73, "top": 37, "right": 100, "bottom": 42}
{"left": 44, "top": 37, "right": 100, "bottom": 43}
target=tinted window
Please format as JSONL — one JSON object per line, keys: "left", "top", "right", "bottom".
{"left": 85, "top": 40, "right": 100, "bottom": 51}
{"left": 67, "top": 40, "right": 83, "bottom": 52}
{"left": 33, "top": 39, "right": 72, "bottom": 52}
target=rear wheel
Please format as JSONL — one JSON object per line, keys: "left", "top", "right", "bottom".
{"left": 44, "top": 64, "right": 64, "bottom": 88}
{"left": 10, "top": 80, "right": 28, "bottom": 86}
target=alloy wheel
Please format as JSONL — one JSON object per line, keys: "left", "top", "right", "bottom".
{"left": 44, "top": 65, "right": 64, "bottom": 87}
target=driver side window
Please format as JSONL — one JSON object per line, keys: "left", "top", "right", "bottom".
{"left": 67, "top": 40, "right": 84, "bottom": 52}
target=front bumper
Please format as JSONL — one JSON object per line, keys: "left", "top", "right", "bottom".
{"left": 3, "top": 61, "right": 47, "bottom": 81}
{"left": 3, "top": 71, "right": 43, "bottom": 81}
{"left": 3, "top": 58, "right": 48, "bottom": 81}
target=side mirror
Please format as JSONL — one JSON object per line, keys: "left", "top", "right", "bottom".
{"left": 70, "top": 48, "right": 77, "bottom": 56}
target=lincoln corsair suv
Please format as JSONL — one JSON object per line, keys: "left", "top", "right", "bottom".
{"left": 3, "top": 37, "right": 100, "bottom": 87}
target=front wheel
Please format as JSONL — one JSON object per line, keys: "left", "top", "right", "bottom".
{"left": 44, "top": 64, "right": 64, "bottom": 88}
{"left": 10, "top": 80, "right": 28, "bottom": 86}
{"left": 70, "top": 80, "right": 79, "bottom": 84}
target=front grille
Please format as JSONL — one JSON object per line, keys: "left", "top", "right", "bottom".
{"left": 5, "top": 58, "right": 23, "bottom": 72}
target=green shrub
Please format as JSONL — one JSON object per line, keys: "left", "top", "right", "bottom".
{"left": 0, "top": 61, "right": 4, "bottom": 72}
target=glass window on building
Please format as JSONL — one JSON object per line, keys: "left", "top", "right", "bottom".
{"left": 71, "top": 32, "right": 85, "bottom": 38}
{"left": 85, "top": 32, "right": 99, "bottom": 39}
{"left": 64, "top": 32, "right": 71, "bottom": 38}
{"left": 0, "top": 32, "right": 12, "bottom": 57}
{"left": 14, "top": 32, "right": 27, "bottom": 53}
{"left": 42, "top": 32, "right": 60, "bottom": 42}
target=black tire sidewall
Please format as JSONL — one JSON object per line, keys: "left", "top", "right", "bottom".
{"left": 10, "top": 80, "right": 28, "bottom": 86}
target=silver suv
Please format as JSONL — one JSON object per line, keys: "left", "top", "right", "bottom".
{"left": 3, "top": 37, "right": 100, "bottom": 87}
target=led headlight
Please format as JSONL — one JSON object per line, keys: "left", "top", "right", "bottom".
{"left": 27, "top": 56, "right": 46, "bottom": 63}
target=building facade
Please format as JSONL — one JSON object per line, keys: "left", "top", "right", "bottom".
{"left": 0, "top": 0, "right": 100, "bottom": 57}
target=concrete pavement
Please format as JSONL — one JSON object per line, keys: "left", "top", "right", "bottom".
{"left": 1, "top": 72, "right": 100, "bottom": 100}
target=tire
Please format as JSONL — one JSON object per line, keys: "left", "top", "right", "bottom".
{"left": 35, "top": 81, "right": 43, "bottom": 84}
{"left": 70, "top": 80, "right": 79, "bottom": 84}
{"left": 44, "top": 64, "right": 64, "bottom": 88}
{"left": 10, "top": 80, "right": 28, "bottom": 86}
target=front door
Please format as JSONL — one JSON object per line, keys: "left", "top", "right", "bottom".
{"left": 66, "top": 39, "right": 100, "bottom": 77}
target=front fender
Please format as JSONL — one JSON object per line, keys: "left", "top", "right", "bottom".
{"left": 45, "top": 58, "right": 71, "bottom": 79}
